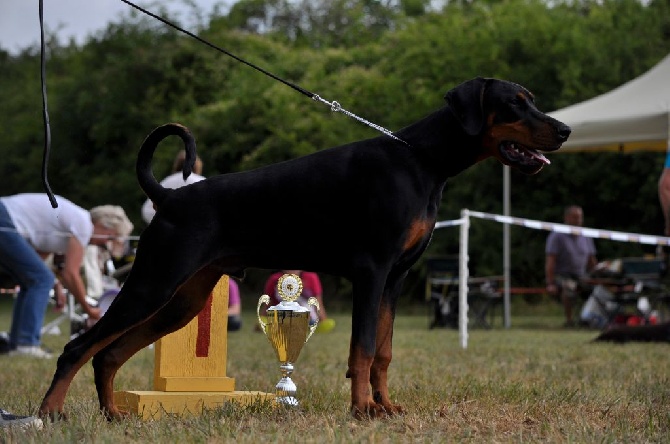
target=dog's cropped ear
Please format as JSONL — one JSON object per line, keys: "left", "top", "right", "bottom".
{"left": 444, "top": 77, "right": 491, "bottom": 136}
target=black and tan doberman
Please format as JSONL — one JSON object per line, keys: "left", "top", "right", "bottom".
{"left": 40, "top": 77, "right": 570, "bottom": 420}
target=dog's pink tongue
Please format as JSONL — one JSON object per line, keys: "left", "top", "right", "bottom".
{"left": 533, "top": 151, "right": 551, "bottom": 165}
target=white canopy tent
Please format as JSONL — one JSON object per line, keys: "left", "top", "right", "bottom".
{"left": 548, "top": 52, "right": 670, "bottom": 153}
{"left": 500, "top": 53, "right": 670, "bottom": 328}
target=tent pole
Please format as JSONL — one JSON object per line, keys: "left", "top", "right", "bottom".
{"left": 503, "top": 165, "right": 511, "bottom": 328}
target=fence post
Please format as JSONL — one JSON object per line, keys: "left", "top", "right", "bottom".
{"left": 459, "top": 209, "right": 470, "bottom": 349}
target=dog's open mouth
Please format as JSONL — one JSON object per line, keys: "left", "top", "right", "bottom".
{"left": 499, "top": 141, "right": 551, "bottom": 174}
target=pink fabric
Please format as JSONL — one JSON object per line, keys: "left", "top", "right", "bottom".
{"left": 228, "top": 278, "right": 240, "bottom": 306}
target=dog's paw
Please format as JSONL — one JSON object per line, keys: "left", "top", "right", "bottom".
{"left": 351, "top": 403, "right": 384, "bottom": 420}
{"left": 39, "top": 409, "right": 68, "bottom": 422}
{"left": 383, "top": 403, "right": 405, "bottom": 416}
{"left": 102, "top": 406, "right": 130, "bottom": 422}
{"left": 351, "top": 400, "right": 403, "bottom": 420}
{"left": 372, "top": 390, "right": 404, "bottom": 416}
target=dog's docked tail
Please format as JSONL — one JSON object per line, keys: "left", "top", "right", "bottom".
{"left": 137, "top": 123, "right": 197, "bottom": 206}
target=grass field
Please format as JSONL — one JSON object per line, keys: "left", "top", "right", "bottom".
{"left": 1, "top": 296, "right": 669, "bottom": 443}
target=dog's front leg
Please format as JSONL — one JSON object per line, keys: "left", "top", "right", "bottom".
{"left": 369, "top": 300, "right": 403, "bottom": 416}
{"left": 347, "top": 342, "right": 376, "bottom": 419}
{"left": 346, "top": 270, "right": 389, "bottom": 419}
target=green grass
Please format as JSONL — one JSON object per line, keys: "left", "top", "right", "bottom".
{"left": 1, "top": 296, "right": 669, "bottom": 443}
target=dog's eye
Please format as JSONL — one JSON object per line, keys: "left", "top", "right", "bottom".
{"left": 511, "top": 97, "right": 526, "bottom": 108}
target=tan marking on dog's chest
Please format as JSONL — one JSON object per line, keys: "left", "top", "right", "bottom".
{"left": 403, "top": 218, "right": 434, "bottom": 251}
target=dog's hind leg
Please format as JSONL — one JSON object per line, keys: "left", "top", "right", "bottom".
{"left": 39, "top": 327, "right": 122, "bottom": 420}
{"left": 39, "top": 250, "right": 210, "bottom": 419}
{"left": 93, "top": 265, "right": 224, "bottom": 420}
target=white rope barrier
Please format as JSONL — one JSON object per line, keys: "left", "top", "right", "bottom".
{"left": 435, "top": 219, "right": 466, "bottom": 229}
{"left": 463, "top": 210, "right": 670, "bottom": 246}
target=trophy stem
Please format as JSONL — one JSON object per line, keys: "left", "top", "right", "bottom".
{"left": 275, "top": 362, "right": 299, "bottom": 406}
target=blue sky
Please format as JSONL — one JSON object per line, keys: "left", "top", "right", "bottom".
{"left": 0, "top": 0, "right": 226, "bottom": 54}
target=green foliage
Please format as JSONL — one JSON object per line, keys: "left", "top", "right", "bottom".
{"left": 1, "top": 0, "right": 670, "bottom": 299}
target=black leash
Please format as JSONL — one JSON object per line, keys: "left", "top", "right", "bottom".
{"left": 39, "top": 0, "right": 58, "bottom": 208}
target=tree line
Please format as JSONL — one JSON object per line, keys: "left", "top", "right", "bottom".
{"left": 1, "top": 0, "right": 670, "bottom": 300}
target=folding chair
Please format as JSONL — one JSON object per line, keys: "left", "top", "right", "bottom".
{"left": 425, "top": 256, "right": 460, "bottom": 329}
{"left": 425, "top": 255, "right": 503, "bottom": 329}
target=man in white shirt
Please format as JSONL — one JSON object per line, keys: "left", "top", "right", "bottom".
{"left": 0, "top": 194, "right": 133, "bottom": 358}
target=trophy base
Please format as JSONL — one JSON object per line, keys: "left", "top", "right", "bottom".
{"left": 276, "top": 396, "right": 299, "bottom": 406}
{"left": 275, "top": 375, "right": 299, "bottom": 407}
{"left": 114, "top": 390, "right": 275, "bottom": 420}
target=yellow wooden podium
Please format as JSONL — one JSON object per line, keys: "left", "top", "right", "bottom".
{"left": 114, "top": 275, "right": 273, "bottom": 420}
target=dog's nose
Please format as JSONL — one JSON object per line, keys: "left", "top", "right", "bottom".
{"left": 557, "top": 123, "right": 571, "bottom": 142}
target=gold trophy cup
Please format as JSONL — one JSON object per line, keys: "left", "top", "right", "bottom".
{"left": 257, "top": 273, "right": 319, "bottom": 406}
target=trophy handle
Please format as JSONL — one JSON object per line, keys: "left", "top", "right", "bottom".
{"left": 305, "top": 297, "right": 320, "bottom": 342}
{"left": 257, "top": 294, "right": 270, "bottom": 335}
